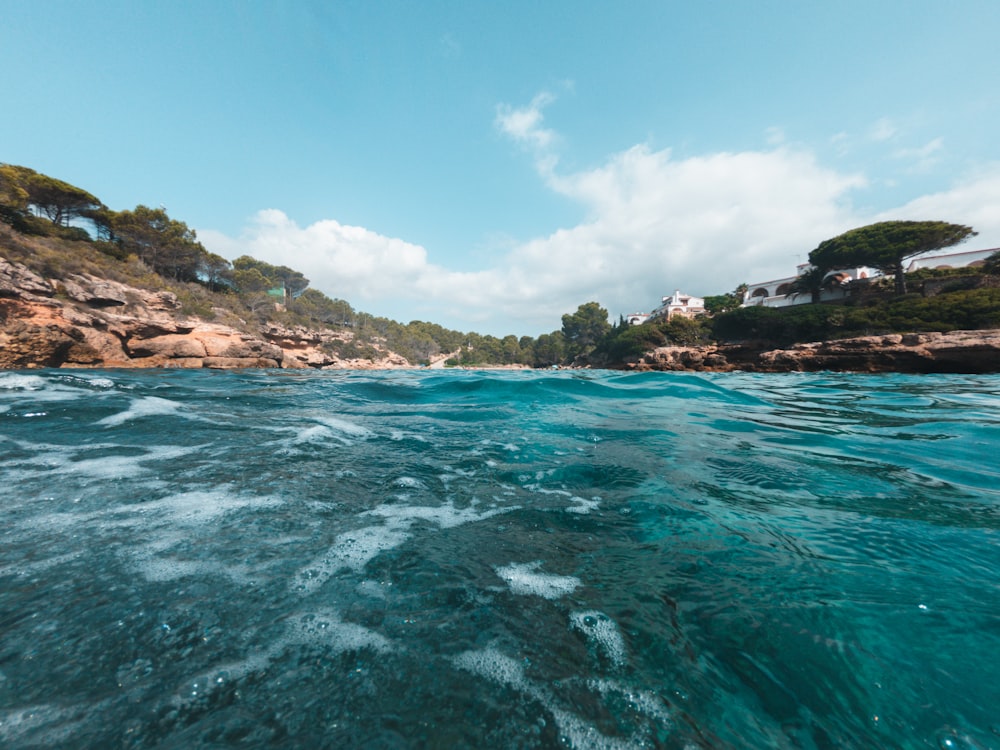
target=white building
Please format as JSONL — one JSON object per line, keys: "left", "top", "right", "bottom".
{"left": 648, "top": 290, "right": 706, "bottom": 320}
{"left": 743, "top": 263, "right": 876, "bottom": 308}
{"left": 906, "top": 247, "right": 997, "bottom": 272}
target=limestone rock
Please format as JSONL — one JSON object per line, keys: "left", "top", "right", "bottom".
{"left": 0, "top": 258, "right": 53, "bottom": 299}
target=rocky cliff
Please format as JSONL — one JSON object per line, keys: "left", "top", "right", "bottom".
{"left": 5, "top": 253, "right": 1000, "bottom": 373}
{"left": 0, "top": 257, "right": 410, "bottom": 370}
{"left": 630, "top": 330, "right": 1000, "bottom": 374}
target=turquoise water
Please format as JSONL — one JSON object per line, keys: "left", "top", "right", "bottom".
{"left": 0, "top": 368, "right": 998, "bottom": 749}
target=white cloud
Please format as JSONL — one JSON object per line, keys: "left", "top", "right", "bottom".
{"left": 199, "top": 98, "right": 1000, "bottom": 337}
{"left": 495, "top": 92, "right": 558, "bottom": 155}
{"left": 870, "top": 117, "right": 897, "bottom": 142}
{"left": 874, "top": 166, "right": 1000, "bottom": 249}
{"left": 891, "top": 136, "right": 945, "bottom": 172}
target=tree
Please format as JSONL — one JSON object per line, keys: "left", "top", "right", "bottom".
{"left": 561, "top": 301, "right": 611, "bottom": 360}
{"left": 704, "top": 283, "right": 748, "bottom": 314}
{"left": 809, "top": 221, "right": 977, "bottom": 295}
{"left": 199, "top": 252, "right": 234, "bottom": 292}
{"left": 983, "top": 250, "right": 1000, "bottom": 275}
{"left": 789, "top": 265, "right": 831, "bottom": 304}
{"left": 532, "top": 331, "right": 565, "bottom": 367}
{"left": 232, "top": 256, "right": 309, "bottom": 298}
{"left": 0, "top": 164, "right": 103, "bottom": 227}
{"left": 112, "top": 205, "right": 207, "bottom": 281}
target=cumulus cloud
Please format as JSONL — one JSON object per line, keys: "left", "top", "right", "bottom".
{"left": 495, "top": 92, "right": 558, "bottom": 156}
{"left": 874, "top": 167, "right": 1000, "bottom": 249}
{"left": 199, "top": 96, "right": 1000, "bottom": 336}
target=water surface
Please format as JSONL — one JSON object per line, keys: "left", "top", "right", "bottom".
{"left": 1, "top": 369, "right": 998, "bottom": 749}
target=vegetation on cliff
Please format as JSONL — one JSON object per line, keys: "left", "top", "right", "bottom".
{"left": 4, "top": 163, "right": 999, "bottom": 369}
{"left": 0, "top": 163, "right": 603, "bottom": 367}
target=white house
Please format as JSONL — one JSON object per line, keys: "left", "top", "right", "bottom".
{"left": 906, "top": 247, "right": 997, "bottom": 272}
{"left": 648, "top": 290, "right": 706, "bottom": 320}
{"left": 743, "top": 263, "right": 876, "bottom": 308}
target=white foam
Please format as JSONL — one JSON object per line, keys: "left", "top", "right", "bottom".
{"left": 453, "top": 646, "right": 528, "bottom": 689}
{"left": 453, "top": 647, "right": 647, "bottom": 750}
{"left": 587, "top": 679, "right": 672, "bottom": 725}
{"left": 277, "top": 610, "right": 391, "bottom": 654}
{"left": 392, "top": 476, "right": 427, "bottom": 489}
{"left": 293, "top": 500, "right": 517, "bottom": 595}
{"left": 293, "top": 522, "right": 411, "bottom": 594}
{"left": 567, "top": 496, "right": 602, "bottom": 514}
{"left": 287, "top": 415, "right": 373, "bottom": 447}
{"left": 313, "top": 415, "right": 373, "bottom": 438}
{"left": 547, "top": 705, "right": 638, "bottom": 750}
{"left": 97, "top": 396, "right": 184, "bottom": 427}
{"left": 138, "top": 488, "right": 277, "bottom": 524}
{"left": 570, "top": 611, "right": 627, "bottom": 668}
{"left": 495, "top": 561, "right": 581, "bottom": 599}
{"left": 170, "top": 653, "right": 272, "bottom": 710}
{"left": 365, "top": 501, "right": 511, "bottom": 529}
{"left": 0, "top": 373, "right": 49, "bottom": 391}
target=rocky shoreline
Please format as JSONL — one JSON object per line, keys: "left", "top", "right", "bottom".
{"left": 0, "top": 257, "right": 409, "bottom": 370}
{"left": 628, "top": 330, "right": 1000, "bottom": 373}
{"left": 4, "top": 255, "right": 1000, "bottom": 373}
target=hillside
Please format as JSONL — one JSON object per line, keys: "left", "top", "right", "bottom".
{"left": 5, "top": 163, "right": 1000, "bottom": 372}
{"left": 0, "top": 160, "right": 550, "bottom": 368}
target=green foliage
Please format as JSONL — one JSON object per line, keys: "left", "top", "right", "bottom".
{"left": 711, "top": 288, "right": 1000, "bottom": 345}
{"left": 111, "top": 205, "right": 208, "bottom": 282}
{"left": 983, "top": 250, "right": 1000, "bottom": 275}
{"left": 561, "top": 301, "right": 611, "bottom": 360}
{"left": 0, "top": 163, "right": 104, "bottom": 228}
{"left": 703, "top": 283, "right": 747, "bottom": 315}
{"left": 289, "top": 288, "right": 355, "bottom": 325}
{"left": 593, "top": 316, "right": 711, "bottom": 362}
{"left": 527, "top": 331, "right": 564, "bottom": 367}
{"left": 232, "top": 256, "right": 309, "bottom": 297}
{"left": 809, "top": 220, "right": 977, "bottom": 295}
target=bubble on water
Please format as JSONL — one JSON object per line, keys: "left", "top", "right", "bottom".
{"left": 392, "top": 476, "right": 427, "bottom": 489}
{"left": 292, "top": 522, "right": 412, "bottom": 595}
{"left": 566, "top": 495, "right": 601, "bottom": 514}
{"left": 453, "top": 646, "right": 528, "bottom": 690}
{"left": 570, "top": 611, "right": 627, "bottom": 668}
{"left": 366, "top": 500, "right": 513, "bottom": 530}
{"left": 276, "top": 610, "right": 391, "bottom": 654}
{"left": 495, "top": 561, "right": 581, "bottom": 599}
{"left": 935, "top": 727, "right": 990, "bottom": 750}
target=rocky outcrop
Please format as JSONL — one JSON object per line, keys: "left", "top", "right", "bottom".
{"left": 0, "top": 256, "right": 413, "bottom": 370}
{"left": 629, "top": 330, "right": 1000, "bottom": 373}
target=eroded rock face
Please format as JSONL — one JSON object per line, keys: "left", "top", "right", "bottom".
{"left": 628, "top": 330, "right": 1000, "bottom": 374}
{"left": 0, "top": 256, "right": 415, "bottom": 370}
{"left": 0, "top": 258, "right": 53, "bottom": 299}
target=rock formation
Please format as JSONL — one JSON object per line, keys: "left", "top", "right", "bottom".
{"left": 0, "top": 257, "right": 411, "bottom": 370}
{"left": 5, "top": 252, "right": 1000, "bottom": 373}
{"left": 629, "top": 331, "right": 1000, "bottom": 373}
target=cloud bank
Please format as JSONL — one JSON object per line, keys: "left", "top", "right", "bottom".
{"left": 201, "top": 95, "right": 1000, "bottom": 336}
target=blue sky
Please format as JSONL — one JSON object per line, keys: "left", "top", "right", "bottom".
{"left": 4, "top": 1, "right": 1000, "bottom": 335}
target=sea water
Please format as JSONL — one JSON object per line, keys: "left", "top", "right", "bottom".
{"left": 0, "top": 368, "right": 997, "bottom": 749}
